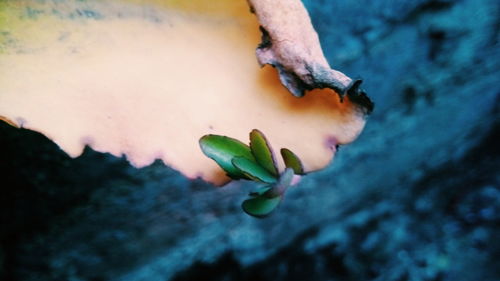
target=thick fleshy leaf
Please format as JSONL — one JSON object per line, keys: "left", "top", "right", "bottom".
{"left": 242, "top": 196, "right": 281, "bottom": 218}
{"left": 280, "top": 148, "right": 305, "bottom": 175}
{"left": 232, "top": 157, "right": 277, "bottom": 183}
{"left": 250, "top": 129, "right": 279, "bottom": 176}
{"left": 199, "top": 135, "right": 254, "bottom": 179}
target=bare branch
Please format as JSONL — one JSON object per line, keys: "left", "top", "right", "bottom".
{"left": 247, "top": 0, "right": 373, "bottom": 113}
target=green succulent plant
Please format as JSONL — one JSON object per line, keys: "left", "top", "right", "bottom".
{"left": 199, "top": 129, "right": 306, "bottom": 218}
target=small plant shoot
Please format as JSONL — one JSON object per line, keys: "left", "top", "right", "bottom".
{"left": 199, "top": 129, "right": 306, "bottom": 218}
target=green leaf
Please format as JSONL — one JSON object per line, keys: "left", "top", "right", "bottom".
{"left": 232, "top": 157, "right": 277, "bottom": 184}
{"left": 280, "top": 148, "right": 305, "bottom": 175}
{"left": 242, "top": 196, "right": 281, "bottom": 218}
{"left": 249, "top": 129, "right": 279, "bottom": 176}
{"left": 199, "top": 135, "right": 255, "bottom": 179}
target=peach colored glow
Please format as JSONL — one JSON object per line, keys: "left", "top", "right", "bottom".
{"left": 0, "top": 0, "right": 366, "bottom": 185}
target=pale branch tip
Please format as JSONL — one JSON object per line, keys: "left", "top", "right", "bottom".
{"left": 248, "top": 0, "right": 373, "bottom": 114}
